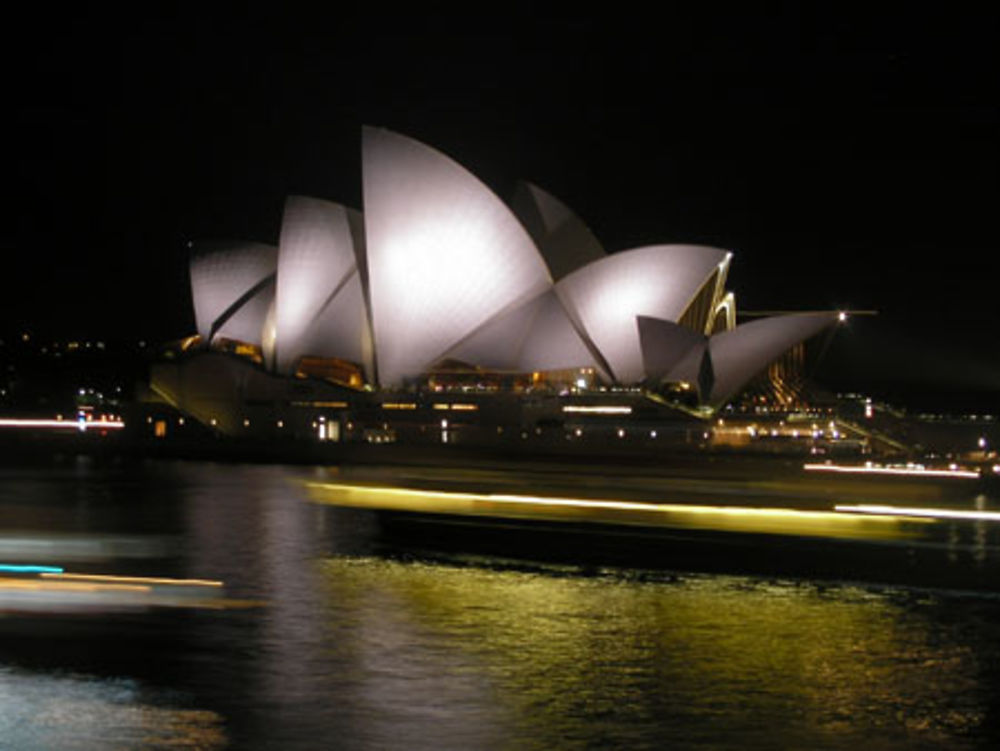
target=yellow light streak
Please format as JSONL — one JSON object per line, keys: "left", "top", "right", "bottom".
{"left": 41, "top": 573, "right": 223, "bottom": 587}
{"left": 382, "top": 402, "right": 417, "bottom": 410}
{"left": 0, "top": 578, "right": 151, "bottom": 593}
{"left": 836, "top": 504, "right": 1000, "bottom": 522}
{"left": 306, "top": 481, "right": 927, "bottom": 542}
{"left": 804, "top": 462, "right": 979, "bottom": 479}
{"left": 561, "top": 406, "right": 633, "bottom": 415}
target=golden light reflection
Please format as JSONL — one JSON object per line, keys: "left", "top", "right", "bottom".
{"left": 317, "top": 558, "right": 986, "bottom": 745}
{"left": 306, "top": 482, "right": 930, "bottom": 541}
{"left": 0, "top": 571, "right": 255, "bottom": 613}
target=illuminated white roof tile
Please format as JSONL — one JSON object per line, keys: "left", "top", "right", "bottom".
{"left": 189, "top": 242, "right": 277, "bottom": 342}
{"left": 707, "top": 313, "right": 839, "bottom": 407}
{"left": 445, "top": 290, "right": 602, "bottom": 375}
{"left": 556, "top": 245, "right": 729, "bottom": 383}
{"left": 517, "top": 291, "right": 603, "bottom": 375}
{"left": 293, "top": 270, "right": 370, "bottom": 372}
{"left": 215, "top": 283, "right": 274, "bottom": 347}
{"left": 510, "top": 182, "right": 605, "bottom": 280}
{"left": 636, "top": 316, "right": 706, "bottom": 382}
{"left": 275, "top": 196, "right": 365, "bottom": 374}
{"left": 362, "top": 126, "right": 552, "bottom": 385}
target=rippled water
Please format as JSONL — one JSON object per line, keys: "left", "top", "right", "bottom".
{"left": 2, "top": 459, "right": 1000, "bottom": 749}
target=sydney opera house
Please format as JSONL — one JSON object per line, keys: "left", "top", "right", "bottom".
{"left": 150, "top": 127, "right": 841, "bottom": 444}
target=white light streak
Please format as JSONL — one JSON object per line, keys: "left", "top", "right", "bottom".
{"left": 803, "top": 462, "right": 979, "bottom": 479}
{"left": 835, "top": 504, "right": 1000, "bottom": 522}
{"left": 562, "top": 405, "right": 632, "bottom": 414}
{"left": 0, "top": 418, "right": 124, "bottom": 430}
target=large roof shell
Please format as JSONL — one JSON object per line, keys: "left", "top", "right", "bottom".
{"left": 362, "top": 127, "right": 552, "bottom": 385}
{"left": 189, "top": 242, "right": 277, "bottom": 343}
{"left": 706, "top": 312, "right": 838, "bottom": 407}
{"left": 667, "top": 312, "right": 838, "bottom": 407}
{"left": 636, "top": 316, "right": 706, "bottom": 382}
{"left": 445, "top": 290, "right": 604, "bottom": 375}
{"left": 214, "top": 283, "right": 274, "bottom": 347}
{"left": 556, "top": 245, "right": 729, "bottom": 383}
{"left": 509, "top": 182, "right": 605, "bottom": 281}
{"left": 275, "top": 196, "right": 369, "bottom": 374}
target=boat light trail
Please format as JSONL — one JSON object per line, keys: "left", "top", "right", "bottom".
{"left": 836, "top": 504, "right": 1000, "bottom": 522}
{"left": 306, "top": 481, "right": 930, "bottom": 542}
{"left": 39, "top": 573, "right": 223, "bottom": 587}
{"left": 0, "top": 418, "right": 125, "bottom": 430}
{"left": 804, "top": 462, "right": 979, "bottom": 479}
{"left": 0, "top": 564, "right": 64, "bottom": 574}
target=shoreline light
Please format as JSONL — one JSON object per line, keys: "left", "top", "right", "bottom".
{"left": 804, "top": 462, "right": 979, "bottom": 479}
{"left": 0, "top": 418, "right": 125, "bottom": 430}
{"left": 562, "top": 406, "right": 632, "bottom": 415}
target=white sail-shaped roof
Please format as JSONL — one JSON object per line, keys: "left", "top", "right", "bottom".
{"left": 706, "top": 313, "right": 839, "bottom": 408}
{"left": 293, "top": 270, "right": 371, "bottom": 372}
{"left": 362, "top": 126, "right": 552, "bottom": 385}
{"left": 636, "top": 316, "right": 706, "bottom": 382}
{"left": 518, "top": 291, "right": 604, "bottom": 375}
{"left": 510, "top": 182, "right": 605, "bottom": 281}
{"left": 214, "top": 283, "right": 274, "bottom": 347}
{"left": 444, "top": 293, "right": 547, "bottom": 371}
{"left": 556, "top": 245, "right": 729, "bottom": 383}
{"left": 444, "top": 290, "right": 603, "bottom": 375}
{"left": 189, "top": 242, "right": 277, "bottom": 342}
{"left": 275, "top": 196, "right": 366, "bottom": 374}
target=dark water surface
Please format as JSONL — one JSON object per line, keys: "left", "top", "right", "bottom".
{"left": 2, "top": 459, "right": 1000, "bottom": 749}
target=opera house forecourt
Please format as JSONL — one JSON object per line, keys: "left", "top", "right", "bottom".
{"left": 149, "top": 127, "right": 844, "bottom": 449}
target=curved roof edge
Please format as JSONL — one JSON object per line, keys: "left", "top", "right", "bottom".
{"left": 362, "top": 126, "right": 552, "bottom": 385}
{"left": 275, "top": 196, "right": 365, "bottom": 374}
{"left": 189, "top": 241, "right": 278, "bottom": 343}
{"left": 556, "top": 244, "right": 731, "bottom": 383}
{"left": 509, "top": 181, "right": 605, "bottom": 280}
{"left": 636, "top": 316, "right": 706, "bottom": 382}
{"left": 706, "top": 312, "right": 840, "bottom": 408}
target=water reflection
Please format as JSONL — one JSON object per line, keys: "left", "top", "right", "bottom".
{"left": 0, "top": 667, "right": 226, "bottom": 750}
{"left": 2, "top": 461, "right": 1000, "bottom": 749}
{"left": 317, "top": 559, "right": 991, "bottom": 749}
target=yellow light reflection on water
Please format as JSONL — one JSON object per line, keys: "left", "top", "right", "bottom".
{"left": 306, "top": 482, "right": 929, "bottom": 541}
{"left": 317, "top": 558, "right": 987, "bottom": 746}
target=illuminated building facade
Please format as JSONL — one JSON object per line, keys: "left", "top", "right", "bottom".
{"left": 153, "top": 127, "right": 842, "bottom": 439}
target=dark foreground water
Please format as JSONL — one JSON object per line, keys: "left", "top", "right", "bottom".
{"left": 2, "top": 459, "right": 1000, "bottom": 749}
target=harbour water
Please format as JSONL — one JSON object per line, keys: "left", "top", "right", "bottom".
{"left": 2, "top": 458, "right": 1000, "bottom": 749}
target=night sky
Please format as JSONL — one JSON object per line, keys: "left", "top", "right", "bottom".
{"left": 5, "top": 6, "right": 998, "bottom": 405}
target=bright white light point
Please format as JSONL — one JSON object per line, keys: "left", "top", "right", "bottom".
{"left": 838, "top": 311, "right": 847, "bottom": 322}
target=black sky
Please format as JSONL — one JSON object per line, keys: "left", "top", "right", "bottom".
{"left": 4, "top": 5, "right": 998, "bottom": 404}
